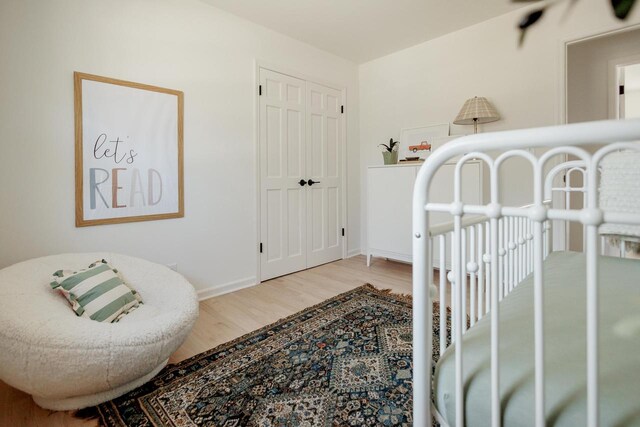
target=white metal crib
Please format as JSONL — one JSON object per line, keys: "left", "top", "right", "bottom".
{"left": 411, "top": 119, "right": 640, "bottom": 427}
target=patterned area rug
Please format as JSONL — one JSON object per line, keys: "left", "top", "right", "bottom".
{"left": 93, "top": 284, "right": 451, "bottom": 426}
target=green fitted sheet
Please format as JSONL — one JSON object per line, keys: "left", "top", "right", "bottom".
{"left": 434, "top": 251, "right": 640, "bottom": 427}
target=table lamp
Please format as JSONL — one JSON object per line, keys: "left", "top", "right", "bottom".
{"left": 453, "top": 96, "right": 500, "bottom": 134}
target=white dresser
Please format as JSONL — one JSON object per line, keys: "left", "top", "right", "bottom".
{"left": 367, "top": 161, "right": 484, "bottom": 266}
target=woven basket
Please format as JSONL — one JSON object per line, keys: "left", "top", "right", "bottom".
{"left": 599, "top": 151, "right": 640, "bottom": 252}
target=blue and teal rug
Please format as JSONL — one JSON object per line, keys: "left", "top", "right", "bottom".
{"left": 93, "top": 284, "right": 450, "bottom": 426}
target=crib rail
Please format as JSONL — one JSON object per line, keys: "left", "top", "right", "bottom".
{"left": 428, "top": 202, "right": 549, "bottom": 356}
{"left": 412, "top": 119, "right": 640, "bottom": 427}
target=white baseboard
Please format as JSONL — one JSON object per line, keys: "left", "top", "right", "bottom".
{"left": 347, "top": 248, "right": 362, "bottom": 258}
{"left": 368, "top": 248, "right": 413, "bottom": 264}
{"left": 197, "top": 276, "right": 257, "bottom": 301}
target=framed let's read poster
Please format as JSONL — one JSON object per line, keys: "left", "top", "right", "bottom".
{"left": 74, "top": 72, "right": 184, "bottom": 227}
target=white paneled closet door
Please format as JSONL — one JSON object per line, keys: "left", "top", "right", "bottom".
{"left": 260, "top": 69, "right": 307, "bottom": 281}
{"left": 306, "top": 82, "right": 343, "bottom": 268}
{"left": 259, "top": 69, "right": 343, "bottom": 281}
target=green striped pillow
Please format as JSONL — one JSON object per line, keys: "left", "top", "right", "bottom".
{"left": 50, "top": 259, "right": 143, "bottom": 323}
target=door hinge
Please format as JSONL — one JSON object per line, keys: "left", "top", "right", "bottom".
{"left": 619, "top": 85, "right": 625, "bottom": 95}
{"left": 341, "top": 105, "right": 344, "bottom": 114}
{"left": 342, "top": 228, "right": 345, "bottom": 237}
{"left": 259, "top": 242, "right": 263, "bottom": 253}
{"left": 259, "top": 85, "right": 262, "bottom": 96}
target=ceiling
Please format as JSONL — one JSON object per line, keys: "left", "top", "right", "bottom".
{"left": 199, "top": 0, "right": 525, "bottom": 63}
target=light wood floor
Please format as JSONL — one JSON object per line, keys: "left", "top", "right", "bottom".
{"left": 0, "top": 255, "right": 416, "bottom": 427}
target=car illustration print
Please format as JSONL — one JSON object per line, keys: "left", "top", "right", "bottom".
{"left": 408, "top": 141, "right": 432, "bottom": 153}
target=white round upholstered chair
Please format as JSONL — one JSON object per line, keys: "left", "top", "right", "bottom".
{"left": 0, "top": 253, "right": 199, "bottom": 411}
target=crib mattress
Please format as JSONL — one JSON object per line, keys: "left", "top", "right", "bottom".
{"left": 433, "top": 251, "right": 640, "bottom": 427}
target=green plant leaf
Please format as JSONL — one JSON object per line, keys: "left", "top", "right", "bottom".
{"left": 518, "top": 7, "right": 545, "bottom": 46}
{"left": 383, "top": 138, "right": 399, "bottom": 152}
{"left": 519, "top": 8, "right": 545, "bottom": 30}
{"left": 611, "top": 0, "right": 636, "bottom": 19}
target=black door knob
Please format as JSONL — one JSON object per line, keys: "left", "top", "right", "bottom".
{"left": 307, "top": 179, "right": 320, "bottom": 186}
{"left": 298, "top": 179, "right": 307, "bottom": 187}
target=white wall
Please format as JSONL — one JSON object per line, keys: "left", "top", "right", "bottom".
{"left": 359, "top": 0, "right": 640, "bottom": 251}
{"left": 625, "top": 63, "right": 640, "bottom": 119}
{"left": 628, "top": 89, "right": 640, "bottom": 118}
{"left": 0, "top": 0, "right": 360, "bottom": 294}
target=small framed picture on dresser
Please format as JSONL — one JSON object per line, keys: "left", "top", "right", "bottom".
{"left": 399, "top": 123, "right": 449, "bottom": 161}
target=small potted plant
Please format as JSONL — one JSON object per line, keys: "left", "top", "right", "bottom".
{"left": 379, "top": 138, "right": 399, "bottom": 165}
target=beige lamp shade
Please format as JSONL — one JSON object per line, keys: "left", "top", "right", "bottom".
{"left": 453, "top": 96, "right": 500, "bottom": 125}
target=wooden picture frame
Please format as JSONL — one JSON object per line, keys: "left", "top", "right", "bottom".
{"left": 74, "top": 72, "right": 184, "bottom": 227}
